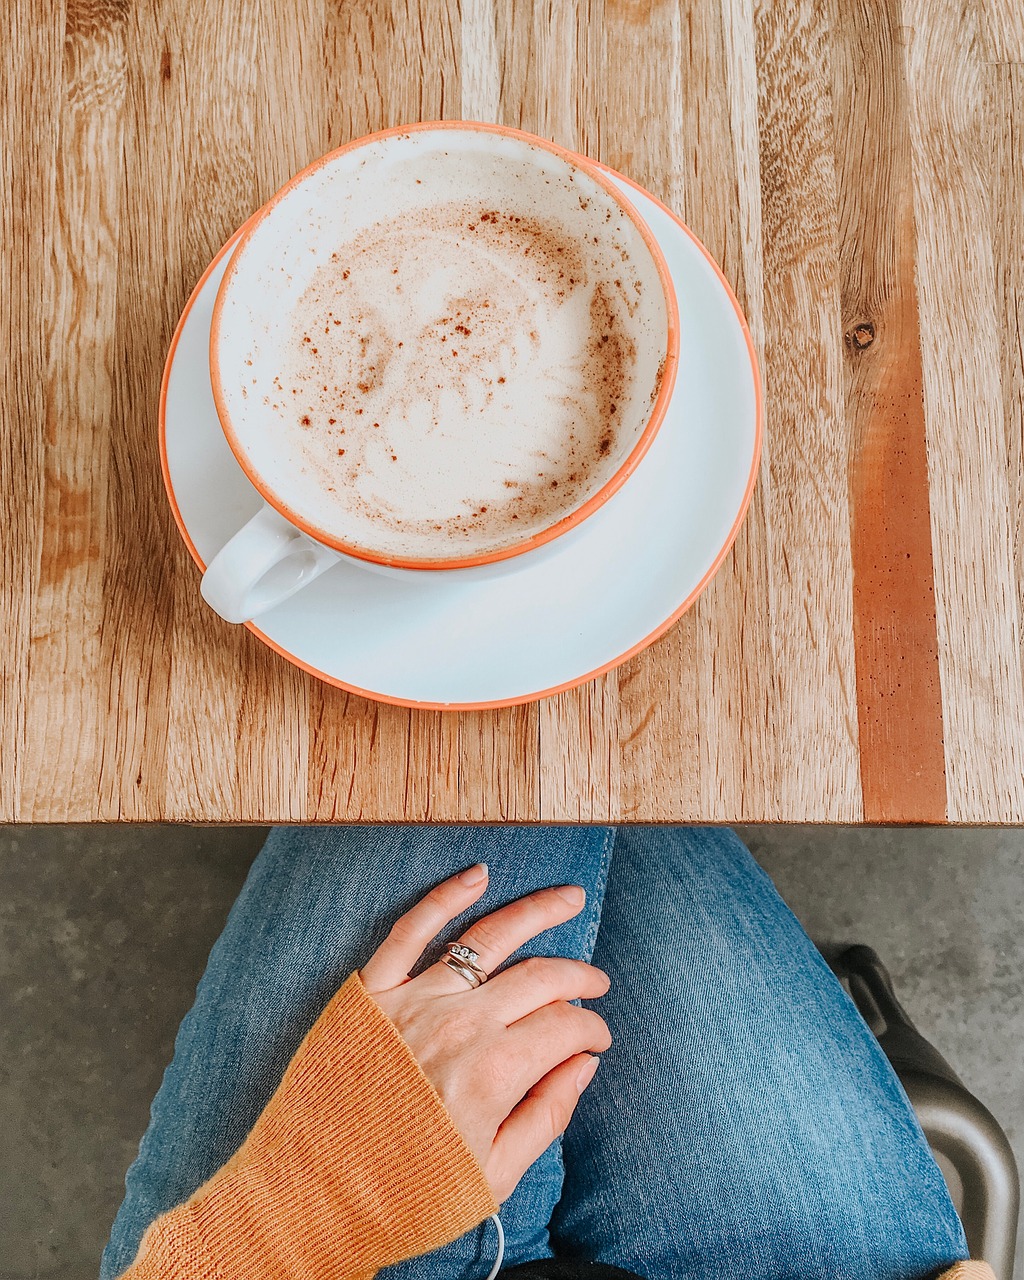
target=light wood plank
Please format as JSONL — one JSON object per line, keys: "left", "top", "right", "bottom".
{"left": 986, "top": 62, "right": 1024, "bottom": 776}
{"left": 323, "top": 0, "right": 461, "bottom": 146}
{"left": 720, "top": 0, "right": 767, "bottom": 362}
{"left": 306, "top": 0, "right": 469, "bottom": 821}
{"left": 453, "top": 709, "right": 540, "bottom": 822}
{"left": 706, "top": 0, "right": 776, "bottom": 823}
{"left": 904, "top": 0, "right": 1024, "bottom": 821}
{"left": 307, "top": 692, "right": 463, "bottom": 821}
{"left": 406, "top": 709, "right": 462, "bottom": 819}
{"left": 163, "top": 2, "right": 274, "bottom": 820}
{"left": 977, "top": 0, "right": 1024, "bottom": 63}
{"left": 664, "top": 0, "right": 777, "bottom": 822}
{"left": 617, "top": 625, "right": 700, "bottom": 822}
{"left": 538, "top": 676, "right": 619, "bottom": 822}
{"left": 233, "top": 635, "right": 309, "bottom": 821}
{"left": 532, "top": 0, "right": 604, "bottom": 152}
{"left": 0, "top": 2, "right": 63, "bottom": 820}
{"left": 308, "top": 690, "right": 393, "bottom": 821}
{"left": 496, "top": 0, "right": 620, "bottom": 822}
{"left": 22, "top": 1, "right": 127, "bottom": 820}
{"left": 223, "top": 0, "right": 328, "bottom": 820}
{"left": 598, "top": 0, "right": 700, "bottom": 821}
{"left": 459, "top": 0, "right": 501, "bottom": 123}
{"left": 97, "top": 0, "right": 188, "bottom": 818}
{"left": 752, "top": 0, "right": 862, "bottom": 820}
{"left": 453, "top": 6, "right": 543, "bottom": 825}
{"left": 160, "top": 1, "right": 322, "bottom": 820}
{"left": 256, "top": 0, "right": 329, "bottom": 195}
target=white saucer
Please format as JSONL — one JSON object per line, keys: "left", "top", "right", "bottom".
{"left": 160, "top": 168, "right": 762, "bottom": 709}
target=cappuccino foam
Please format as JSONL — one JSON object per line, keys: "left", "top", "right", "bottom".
{"left": 226, "top": 141, "right": 669, "bottom": 562}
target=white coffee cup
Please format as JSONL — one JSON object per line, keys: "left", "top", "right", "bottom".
{"left": 201, "top": 121, "right": 679, "bottom": 624}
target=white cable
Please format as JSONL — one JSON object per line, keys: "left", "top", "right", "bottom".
{"left": 482, "top": 1212, "right": 505, "bottom": 1279}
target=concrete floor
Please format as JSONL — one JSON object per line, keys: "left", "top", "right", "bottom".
{"left": 2, "top": 824, "right": 1021, "bottom": 1279}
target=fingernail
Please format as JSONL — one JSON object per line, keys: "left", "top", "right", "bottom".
{"left": 555, "top": 885, "right": 585, "bottom": 906}
{"left": 459, "top": 863, "right": 488, "bottom": 886}
{"left": 576, "top": 1055, "right": 600, "bottom": 1093}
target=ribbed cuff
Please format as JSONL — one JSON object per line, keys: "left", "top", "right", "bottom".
{"left": 118, "top": 1212, "right": 223, "bottom": 1280}
{"left": 121, "top": 972, "right": 497, "bottom": 1279}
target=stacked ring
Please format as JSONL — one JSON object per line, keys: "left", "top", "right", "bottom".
{"left": 442, "top": 943, "right": 489, "bottom": 988}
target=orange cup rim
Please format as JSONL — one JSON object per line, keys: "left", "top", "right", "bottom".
{"left": 207, "top": 120, "right": 681, "bottom": 570}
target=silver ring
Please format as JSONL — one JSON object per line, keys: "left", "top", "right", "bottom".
{"left": 443, "top": 955, "right": 483, "bottom": 988}
{"left": 443, "top": 943, "right": 489, "bottom": 987}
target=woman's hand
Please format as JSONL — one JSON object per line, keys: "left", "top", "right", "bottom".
{"left": 360, "top": 864, "right": 611, "bottom": 1203}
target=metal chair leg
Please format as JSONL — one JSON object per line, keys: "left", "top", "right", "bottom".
{"left": 835, "top": 945, "right": 1019, "bottom": 1280}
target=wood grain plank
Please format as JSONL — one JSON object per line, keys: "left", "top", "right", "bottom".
{"left": 161, "top": 1, "right": 270, "bottom": 820}
{"left": 594, "top": 0, "right": 776, "bottom": 822}
{"left": 598, "top": 0, "right": 699, "bottom": 821}
{"left": 492, "top": 0, "right": 536, "bottom": 131}
{"left": 617, "top": 625, "right": 700, "bottom": 822}
{"left": 236, "top": 648, "right": 310, "bottom": 821}
{"left": 987, "top": 63, "right": 1024, "bottom": 697}
{"left": 453, "top": 708, "right": 540, "bottom": 821}
{"left": 99, "top": 0, "right": 193, "bottom": 819}
{"left": 221, "top": 0, "right": 329, "bottom": 820}
{"left": 459, "top": 0, "right": 501, "bottom": 123}
{"left": 829, "top": 0, "right": 946, "bottom": 821}
{"left": 308, "top": 690, "right": 392, "bottom": 821}
{"left": 307, "top": 691, "right": 462, "bottom": 821}
{"left": 21, "top": 0, "right": 127, "bottom": 820}
{"left": 753, "top": 0, "right": 862, "bottom": 820}
{"left": 904, "top": 0, "right": 1024, "bottom": 821}
{"left": 217, "top": 0, "right": 326, "bottom": 819}
{"left": 533, "top": 0, "right": 604, "bottom": 152}
{"left": 494, "top": 0, "right": 605, "bottom": 143}
{"left": 596, "top": 0, "right": 683, "bottom": 208}
{"left": 494, "top": 0, "right": 619, "bottom": 822}
{"left": 323, "top": 0, "right": 460, "bottom": 147}
{"left": 538, "top": 676, "right": 619, "bottom": 822}
{"left": 697, "top": 0, "right": 777, "bottom": 822}
{"left": 407, "top": 709, "right": 462, "bottom": 818}
{"left": 976, "top": 0, "right": 1024, "bottom": 63}
{"left": 454, "top": 1, "right": 543, "bottom": 824}
{"left": 720, "top": 0, "right": 768, "bottom": 362}
{"left": 256, "top": 0, "right": 329, "bottom": 195}
{"left": 156, "top": 2, "right": 324, "bottom": 821}
{"left": 306, "top": 0, "right": 467, "bottom": 821}
{"left": 659, "top": 0, "right": 776, "bottom": 822}
{"left": 0, "top": 2, "right": 63, "bottom": 820}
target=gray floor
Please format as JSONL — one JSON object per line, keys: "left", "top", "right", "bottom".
{"left": 2, "top": 825, "right": 1021, "bottom": 1280}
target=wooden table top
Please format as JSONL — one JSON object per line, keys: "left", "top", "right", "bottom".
{"left": 3, "top": 0, "right": 1022, "bottom": 824}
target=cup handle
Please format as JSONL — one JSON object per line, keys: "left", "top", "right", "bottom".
{"left": 200, "top": 504, "right": 342, "bottom": 623}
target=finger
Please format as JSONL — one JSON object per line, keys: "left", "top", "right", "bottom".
{"left": 360, "top": 864, "right": 489, "bottom": 992}
{"left": 500, "top": 1002, "right": 611, "bottom": 1100}
{"left": 421, "top": 884, "right": 587, "bottom": 993}
{"left": 481, "top": 956, "right": 610, "bottom": 1025}
{"left": 488, "top": 1054, "right": 601, "bottom": 1202}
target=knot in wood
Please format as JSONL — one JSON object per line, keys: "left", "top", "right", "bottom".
{"left": 847, "top": 321, "right": 875, "bottom": 351}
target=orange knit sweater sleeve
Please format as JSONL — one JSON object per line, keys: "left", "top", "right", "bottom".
{"left": 118, "top": 971, "right": 498, "bottom": 1280}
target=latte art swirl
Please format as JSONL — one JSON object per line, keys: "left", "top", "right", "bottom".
{"left": 216, "top": 132, "right": 673, "bottom": 567}
{"left": 262, "top": 201, "right": 643, "bottom": 559}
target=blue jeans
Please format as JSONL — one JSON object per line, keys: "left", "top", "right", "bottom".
{"left": 101, "top": 827, "right": 967, "bottom": 1280}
